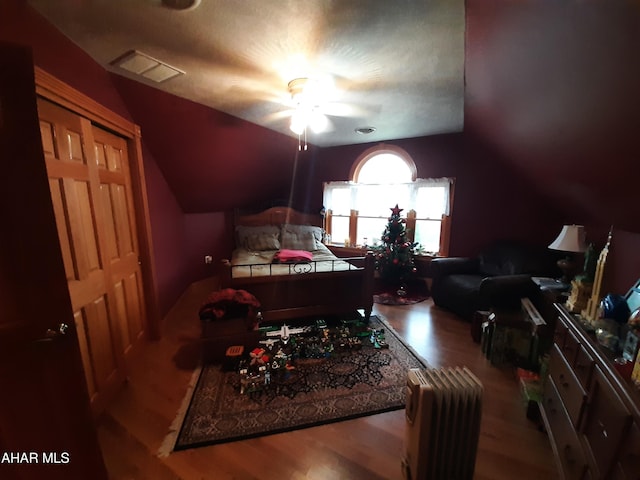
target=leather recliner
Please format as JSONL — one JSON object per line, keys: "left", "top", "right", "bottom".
{"left": 430, "top": 240, "right": 562, "bottom": 321}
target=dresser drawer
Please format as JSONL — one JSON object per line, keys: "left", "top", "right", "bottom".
{"left": 550, "top": 303, "right": 640, "bottom": 480}
{"left": 562, "top": 329, "right": 580, "bottom": 366}
{"left": 610, "top": 422, "right": 640, "bottom": 480}
{"left": 555, "top": 316, "right": 568, "bottom": 348}
{"left": 542, "top": 376, "right": 589, "bottom": 480}
{"left": 549, "top": 344, "right": 587, "bottom": 426}
{"left": 581, "top": 366, "right": 633, "bottom": 478}
{"left": 573, "top": 343, "right": 595, "bottom": 390}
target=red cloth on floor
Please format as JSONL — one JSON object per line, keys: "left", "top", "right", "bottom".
{"left": 199, "top": 288, "right": 260, "bottom": 320}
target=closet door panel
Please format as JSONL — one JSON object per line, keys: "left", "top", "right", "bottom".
{"left": 37, "top": 97, "right": 127, "bottom": 416}
{"left": 99, "top": 183, "right": 119, "bottom": 262}
{"left": 92, "top": 126, "right": 145, "bottom": 356}
{"left": 124, "top": 272, "right": 144, "bottom": 344}
{"left": 112, "top": 273, "right": 144, "bottom": 356}
{"left": 83, "top": 296, "right": 118, "bottom": 391}
{"left": 74, "top": 309, "right": 96, "bottom": 400}
{"left": 48, "top": 178, "right": 75, "bottom": 280}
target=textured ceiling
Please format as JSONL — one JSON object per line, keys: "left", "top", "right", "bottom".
{"left": 27, "top": 0, "right": 465, "bottom": 147}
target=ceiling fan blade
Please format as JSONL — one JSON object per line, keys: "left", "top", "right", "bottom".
{"left": 322, "top": 116, "right": 335, "bottom": 133}
{"left": 262, "top": 108, "right": 295, "bottom": 123}
{"left": 319, "top": 102, "right": 368, "bottom": 118}
{"left": 305, "top": 114, "right": 334, "bottom": 135}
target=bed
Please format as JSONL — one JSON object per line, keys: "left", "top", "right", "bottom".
{"left": 220, "top": 206, "right": 375, "bottom": 323}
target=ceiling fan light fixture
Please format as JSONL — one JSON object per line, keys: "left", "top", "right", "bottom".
{"left": 309, "top": 110, "right": 329, "bottom": 133}
{"left": 288, "top": 77, "right": 309, "bottom": 104}
{"left": 287, "top": 77, "right": 332, "bottom": 136}
{"left": 290, "top": 109, "right": 307, "bottom": 135}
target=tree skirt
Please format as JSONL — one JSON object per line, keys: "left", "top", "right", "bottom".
{"left": 160, "top": 315, "right": 427, "bottom": 453}
{"left": 373, "top": 292, "right": 428, "bottom": 305}
{"left": 373, "top": 280, "right": 430, "bottom": 306}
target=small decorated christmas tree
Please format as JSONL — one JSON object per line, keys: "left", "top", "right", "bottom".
{"left": 373, "top": 205, "right": 417, "bottom": 289}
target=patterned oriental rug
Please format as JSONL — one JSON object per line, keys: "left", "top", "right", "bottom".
{"left": 162, "top": 315, "right": 427, "bottom": 453}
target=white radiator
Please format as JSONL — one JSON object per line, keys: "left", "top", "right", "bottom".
{"left": 402, "top": 367, "right": 483, "bottom": 480}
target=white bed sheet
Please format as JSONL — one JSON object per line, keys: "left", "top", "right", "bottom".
{"left": 230, "top": 243, "right": 362, "bottom": 279}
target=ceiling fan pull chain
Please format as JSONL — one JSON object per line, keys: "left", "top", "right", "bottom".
{"left": 297, "top": 128, "right": 308, "bottom": 151}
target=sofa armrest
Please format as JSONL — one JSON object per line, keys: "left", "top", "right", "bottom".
{"left": 479, "top": 274, "right": 537, "bottom": 308}
{"left": 431, "top": 257, "right": 479, "bottom": 279}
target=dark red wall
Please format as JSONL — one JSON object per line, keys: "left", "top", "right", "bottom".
{"left": 0, "top": 1, "right": 130, "bottom": 121}
{"left": 0, "top": 0, "right": 191, "bottom": 316}
{"left": 464, "top": 0, "right": 640, "bottom": 294}
{"left": 306, "top": 133, "right": 563, "bottom": 257}
{"left": 2, "top": 0, "right": 638, "bottom": 316}
{"left": 109, "top": 75, "right": 303, "bottom": 213}
{"left": 465, "top": 0, "right": 639, "bottom": 232}
{"left": 139, "top": 143, "right": 191, "bottom": 316}
{"left": 605, "top": 229, "right": 640, "bottom": 298}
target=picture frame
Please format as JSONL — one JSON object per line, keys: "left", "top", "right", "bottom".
{"left": 624, "top": 278, "right": 640, "bottom": 313}
{"left": 623, "top": 329, "right": 640, "bottom": 363}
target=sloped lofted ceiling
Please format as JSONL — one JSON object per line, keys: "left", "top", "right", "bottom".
{"left": 28, "top": 0, "right": 465, "bottom": 148}
{"left": 23, "top": 0, "right": 640, "bottom": 234}
{"left": 464, "top": 2, "right": 640, "bottom": 234}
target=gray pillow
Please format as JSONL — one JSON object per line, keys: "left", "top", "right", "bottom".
{"left": 280, "top": 230, "right": 317, "bottom": 251}
{"left": 235, "top": 225, "right": 280, "bottom": 250}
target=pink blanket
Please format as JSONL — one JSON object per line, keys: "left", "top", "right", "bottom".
{"left": 273, "top": 249, "right": 313, "bottom": 263}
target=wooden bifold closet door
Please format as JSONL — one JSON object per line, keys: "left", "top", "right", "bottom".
{"left": 37, "top": 98, "right": 146, "bottom": 416}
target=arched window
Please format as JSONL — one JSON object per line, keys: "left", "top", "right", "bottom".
{"left": 323, "top": 145, "right": 453, "bottom": 255}
{"left": 352, "top": 147, "right": 416, "bottom": 183}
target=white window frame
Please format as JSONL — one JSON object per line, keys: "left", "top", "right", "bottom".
{"left": 322, "top": 146, "right": 454, "bottom": 256}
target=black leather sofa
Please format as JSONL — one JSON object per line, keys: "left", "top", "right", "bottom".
{"left": 430, "top": 240, "right": 562, "bottom": 321}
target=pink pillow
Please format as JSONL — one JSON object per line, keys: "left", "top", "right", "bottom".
{"left": 273, "top": 249, "right": 313, "bottom": 263}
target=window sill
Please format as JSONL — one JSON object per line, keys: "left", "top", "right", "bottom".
{"left": 326, "top": 245, "right": 369, "bottom": 257}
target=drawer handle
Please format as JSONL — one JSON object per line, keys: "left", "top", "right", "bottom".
{"left": 545, "top": 398, "right": 557, "bottom": 414}
{"left": 557, "top": 374, "right": 569, "bottom": 388}
{"left": 598, "top": 421, "right": 608, "bottom": 439}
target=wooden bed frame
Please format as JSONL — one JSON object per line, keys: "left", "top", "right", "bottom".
{"left": 220, "top": 206, "right": 375, "bottom": 323}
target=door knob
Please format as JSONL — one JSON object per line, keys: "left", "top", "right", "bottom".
{"left": 36, "top": 323, "right": 70, "bottom": 342}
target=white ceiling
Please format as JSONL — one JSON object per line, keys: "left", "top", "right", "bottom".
{"left": 28, "top": 0, "right": 465, "bottom": 147}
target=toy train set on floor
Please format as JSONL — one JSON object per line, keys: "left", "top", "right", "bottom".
{"left": 227, "top": 316, "right": 389, "bottom": 395}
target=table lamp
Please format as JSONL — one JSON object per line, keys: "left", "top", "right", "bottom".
{"left": 548, "top": 224, "right": 588, "bottom": 283}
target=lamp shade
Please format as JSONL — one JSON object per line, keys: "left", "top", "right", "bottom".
{"left": 548, "top": 225, "right": 587, "bottom": 253}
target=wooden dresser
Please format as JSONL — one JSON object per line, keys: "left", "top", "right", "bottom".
{"left": 540, "top": 303, "right": 640, "bottom": 479}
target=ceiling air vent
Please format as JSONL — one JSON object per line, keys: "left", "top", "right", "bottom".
{"left": 110, "top": 50, "right": 184, "bottom": 83}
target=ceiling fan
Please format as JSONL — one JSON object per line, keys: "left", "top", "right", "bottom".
{"left": 267, "top": 75, "right": 368, "bottom": 149}
{"left": 287, "top": 77, "right": 331, "bottom": 135}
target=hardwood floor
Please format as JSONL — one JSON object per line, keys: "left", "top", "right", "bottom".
{"left": 97, "top": 277, "right": 558, "bottom": 479}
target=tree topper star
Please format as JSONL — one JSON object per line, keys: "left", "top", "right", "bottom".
{"left": 390, "top": 204, "right": 403, "bottom": 216}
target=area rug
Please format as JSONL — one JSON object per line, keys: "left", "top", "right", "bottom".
{"left": 162, "top": 315, "right": 426, "bottom": 453}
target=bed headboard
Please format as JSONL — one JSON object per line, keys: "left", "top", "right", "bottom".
{"left": 234, "top": 206, "right": 322, "bottom": 228}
